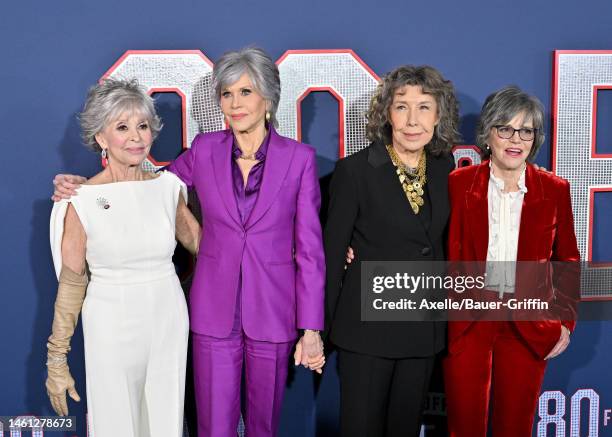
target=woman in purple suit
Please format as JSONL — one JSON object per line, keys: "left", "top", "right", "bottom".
{"left": 168, "top": 47, "right": 326, "bottom": 437}
{"left": 53, "top": 47, "right": 326, "bottom": 437}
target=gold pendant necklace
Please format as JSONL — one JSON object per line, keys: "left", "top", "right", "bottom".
{"left": 386, "top": 145, "right": 427, "bottom": 214}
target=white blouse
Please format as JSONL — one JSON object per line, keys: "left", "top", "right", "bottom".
{"left": 485, "top": 164, "right": 527, "bottom": 297}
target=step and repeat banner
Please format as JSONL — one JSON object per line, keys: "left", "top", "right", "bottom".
{"left": 1, "top": 1, "right": 612, "bottom": 436}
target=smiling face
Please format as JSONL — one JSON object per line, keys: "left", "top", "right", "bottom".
{"left": 388, "top": 85, "right": 439, "bottom": 155}
{"left": 219, "top": 73, "right": 268, "bottom": 134}
{"left": 95, "top": 110, "right": 153, "bottom": 167}
{"left": 487, "top": 111, "right": 534, "bottom": 172}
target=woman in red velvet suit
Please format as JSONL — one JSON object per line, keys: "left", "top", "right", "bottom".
{"left": 443, "top": 86, "right": 580, "bottom": 436}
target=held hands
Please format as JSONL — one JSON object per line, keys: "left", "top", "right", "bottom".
{"left": 46, "top": 359, "right": 80, "bottom": 416}
{"left": 52, "top": 174, "right": 87, "bottom": 201}
{"left": 294, "top": 330, "right": 325, "bottom": 374}
{"left": 545, "top": 325, "right": 571, "bottom": 360}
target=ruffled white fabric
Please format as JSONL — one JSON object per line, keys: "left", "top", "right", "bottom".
{"left": 485, "top": 164, "right": 527, "bottom": 297}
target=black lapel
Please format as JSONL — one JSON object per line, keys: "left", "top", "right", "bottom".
{"left": 367, "top": 141, "right": 391, "bottom": 168}
{"left": 425, "top": 153, "right": 451, "bottom": 241}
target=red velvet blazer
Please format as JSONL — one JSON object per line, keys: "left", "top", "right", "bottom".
{"left": 446, "top": 161, "right": 580, "bottom": 359}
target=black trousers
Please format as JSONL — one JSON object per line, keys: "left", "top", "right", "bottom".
{"left": 337, "top": 349, "right": 435, "bottom": 437}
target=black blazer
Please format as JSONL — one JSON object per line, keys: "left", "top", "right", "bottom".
{"left": 324, "top": 142, "right": 454, "bottom": 358}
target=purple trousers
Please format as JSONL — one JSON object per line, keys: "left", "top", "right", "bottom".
{"left": 192, "top": 289, "right": 293, "bottom": 437}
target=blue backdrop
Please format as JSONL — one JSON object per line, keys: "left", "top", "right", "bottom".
{"left": 1, "top": 0, "right": 612, "bottom": 436}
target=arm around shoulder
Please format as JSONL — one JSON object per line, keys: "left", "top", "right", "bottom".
{"left": 175, "top": 195, "right": 201, "bottom": 256}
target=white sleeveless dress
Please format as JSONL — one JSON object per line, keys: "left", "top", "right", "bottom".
{"left": 50, "top": 171, "right": 189, "bottom": 437}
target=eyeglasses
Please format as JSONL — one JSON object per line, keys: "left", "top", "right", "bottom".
{"left": 494, "top": 125, "right": 536, "bottom": 141}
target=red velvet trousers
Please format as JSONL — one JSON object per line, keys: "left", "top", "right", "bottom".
{"left": 443, "top": 321, "right": 547, "bottom": 437}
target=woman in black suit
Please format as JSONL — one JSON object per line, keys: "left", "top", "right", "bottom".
{"left": 324, "top": 65, "right": 459, "bottom": 437}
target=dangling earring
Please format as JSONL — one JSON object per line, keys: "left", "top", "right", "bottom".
{"left": 265, "top": 111, "right": 271, "bottom": 123}
{"left": 101, "top": 148, "right": 108, "bottom": 166}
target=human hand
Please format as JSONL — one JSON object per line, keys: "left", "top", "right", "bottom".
{"left": 52, "top": 174, "right": 87, "bottom": 202}
{"left": 294, "top": 330, "right": 325, "bottom": 374}
{"left": 346, "top": 246, "right": 354, "bottom": 264}
{"left": 46, "top": 360, "right": 81, "bottom": 416}
{"left": 544, "top": 325, "right": 570, "bottom": 360}
{"left": 532, "top": 163, "right": 551, "bottom": 173}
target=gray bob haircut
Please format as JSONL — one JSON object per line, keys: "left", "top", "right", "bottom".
{"left": 79, "top": 78, "right": 162, "bottom": 152}
{"left": 211, "top": 47, "right": 281, "bottom": 128}
{"left": 476, "top": 86, "right": 545, "bottom": 161}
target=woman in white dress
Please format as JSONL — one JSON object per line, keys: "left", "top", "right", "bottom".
{"left": 45, "top": 79, "right": 200, "bottom": 437}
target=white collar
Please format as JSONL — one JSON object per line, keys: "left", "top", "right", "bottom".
{"left": 488, "top": 161, "right": 528, "bottom": 194}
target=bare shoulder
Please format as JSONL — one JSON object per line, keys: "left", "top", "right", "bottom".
{"left": 84, "top": 171, "right": 110, "bottom": 186}
{"left": 85, "top": 170, "right": 160, "bottom": 185}
{"left": 142, "top": 171, "right": 160, "bottom": 181}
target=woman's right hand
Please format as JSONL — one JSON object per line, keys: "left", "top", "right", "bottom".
{"left": 294, "top": 331, "right": 325, "bottom": 374}
{"left": 345, "top": 246, "right": 355, "bottom": 264}
{"left": 52, "top": 174, "right": 87, "bottom": 202}
{"left": 46, "top": 360, "right": 80, "bottom": 416}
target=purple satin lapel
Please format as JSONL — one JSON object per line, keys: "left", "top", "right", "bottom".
{"left": 212, "top": 131, "right": 242, "bottom": 228}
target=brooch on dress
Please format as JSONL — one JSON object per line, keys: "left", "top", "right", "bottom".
{"left": 96, "top": 197, "right": 111, "bottom": 210}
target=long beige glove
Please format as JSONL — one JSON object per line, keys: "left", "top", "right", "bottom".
{"left": 46, "top": 265, "right": 87, "bottom": 416}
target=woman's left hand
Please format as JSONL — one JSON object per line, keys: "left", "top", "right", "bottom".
{"left": 545, "top": 325, "right": 571, "bottom": 360}
{"left": 294, "top": 330, "right": 325, "bottom": 373}
{"left": 533, "top": 163, "right": 551, "bottom": 173}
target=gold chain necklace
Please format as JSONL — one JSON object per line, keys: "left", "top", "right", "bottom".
{"left": 386, "top": 145, "right": 427, "bottom": 214}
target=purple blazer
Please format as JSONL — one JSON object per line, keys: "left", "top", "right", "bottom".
{"left": 168, "top": 128, "right": 325, "bottom": 342}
